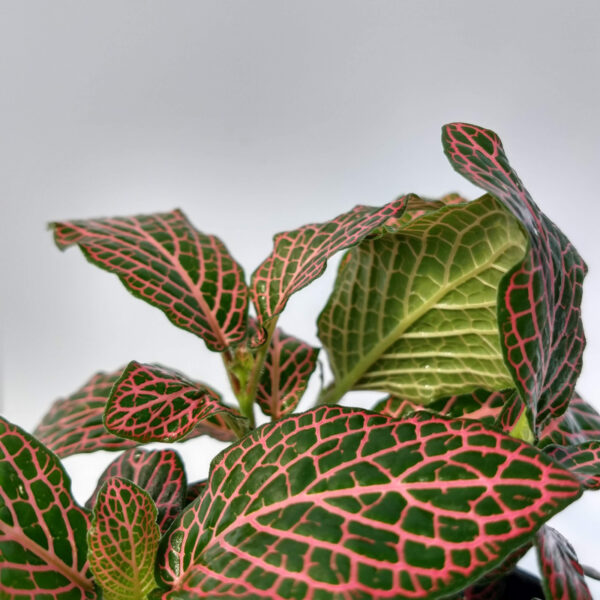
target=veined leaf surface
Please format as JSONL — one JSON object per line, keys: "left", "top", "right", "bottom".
{"left": 0, "top": 416, "right": 94, "bottom": 599}
{"left": 256, "top": 327, "right": 319, "bottom": 419}
{"left": 88, "top": 478, "right": 159, "bottom": 600}
{"left": 184, "top": 481, "right": 208, "bottom": 506}
{"left": 536, "top": 526, "right": 592, "bottom": 600}
{"left": 52, "top": 209, "right": 248, "bottom": 352}
{"left": 157, "top": 406, "right": 580, "bottom": 600}
{"left": 385, "top": 193, "right": 468, "bottom": 230}
{"left": 544, "top": 441, "right": 600, "bottom": 490}
{"left": 104, "top": 361, "right": 246, "bottom": 443}
{"left": 34, "top": 369, "right": 237, "bottom": 458}
{"left": 318, "top": 194, "right": 527, "bottom": 404}
{"left": 538, "top": 392, "right": 600, "bottom": 447}
{"left": 250, "top": 197, "right": 407, "bottom": 328}
{"left": 375, "top": 389, "right": 513, "bottom": 428}
{"left": 442, "top": 123, "right": 587, "bottom": 432}
{"left": 86, "top": 449, "right": 186, "bottom": 532}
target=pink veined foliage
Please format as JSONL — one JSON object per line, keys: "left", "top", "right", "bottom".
{"left": 442, "top": 123, "right": 586, "bottom": 434}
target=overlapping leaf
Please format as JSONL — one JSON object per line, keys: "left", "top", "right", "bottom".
{"left": 375, "top": 389, "right": 513, "bottom": 428}
{"left": 538, "top": 392, "right": 600, "bottom": 447}
{"left": 34, "top": 369, "right": 138, "bottom": 458}
{"left": 250, "top": 197, "right": 407, "bottom": 328}
{"left": 256, "top": 327, "right": 319, "bottom": 419}
{"left": 86, "top": 448, "right": 187, "bottom": 532}
{"left": 442, "top": 123, "right": 587, "bottom": 432}
{"left": 0, "top": 416, "right": 94, "bottom": 599}
{"left": 34, "top": 369, "right": 238, "bottom": 458}
{"left": 88, "top": 477, "right": 159, "bottom": 600}
{"left": 385, "top": 193, "right": 468, "bottom": 230}
{"left": 184, "top": 480, "right": 208, "bottom": 506}
{"left": 104, "top": 361, "right": 246, "bottom": 443}
{"left": 52, "top": 209, "right": 248, "bottom": 352}
{"left": 536, "top": 526, "right": 592, "bottom": 600}
{"left": 156, "top": 406, "right": 580, "bottom": 600}
{"left": 318, "top": 194, "right": 527, "bottom": 404}
{"left": 544, "top": 442, "right": 600, "bottom": 490}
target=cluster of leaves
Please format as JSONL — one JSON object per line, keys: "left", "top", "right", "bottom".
{"left": 1, "top": 123, "right": 599, "bottom": 599}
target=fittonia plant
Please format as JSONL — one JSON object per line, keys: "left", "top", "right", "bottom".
{"left": 1, "top": 123, "right": 599, "bottom": 600}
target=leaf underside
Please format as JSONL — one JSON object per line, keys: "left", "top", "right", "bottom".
{"left": 442, "top": 123, "right": 587, "bottom": 433}
{"left": 384, "top": 193, "right": 468, "bottom": 231}
{"left": 250, "top": 197, "right": 407, "bottom": 329}
{"left": 318, "top": 194, "right": 527, "bottom": 404}
{"left": 0, "top": 416, "right": 94, "bottom": 599}
{"left": 544, "top": 441, "right": 600, "bottom": 490}
{"left": 104, "top": 361, "right": 245, "bottom": 443}
{"left": 536, "top": 526, "right": 592, "bottom": 600}
{"left": 52, "top": 209, "right": 248, "bottom": 352}
{"left": 86, "top": 448, "right": 187, "bottom": 532}
{"left": 89, "top": 477, "right": 159, "bottom": 600}
{"left": 157, "top": 406, "right": 580, "bottom": 600}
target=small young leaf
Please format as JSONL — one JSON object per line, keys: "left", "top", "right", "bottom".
{"left": 538, "top": 392, "right": 600, "bottom": 447}
{"left": 544, "top": 441, "right": 600, "bottom": 489}
{"left": 34, "top": 369, "right": 238, "bottom": 458}
{"left": 442, "top": 123, "right": 587, "bottom": 433}
{"left": 157, "top": 406, "right": 581, "bottom": 600}
{"left": 88, "top": 477, "right": 159, "bottom": 600}
{"left": 104, "top": 361, "right": 247, "bottom": 443}
{"left": 86, "top": 448, "right": 187, "bottom": 532}
{"left": 256, "top": 327, "right": 319, "bottom": 419}
{"left": 375, "top": 389, "right": 513, "bottom": 427}
{"left": 536, "top": 526, "right": 592, "bottom": 600}
{"left": 0, "top": 416, "right": 94, "bottom": 599}
{"left": 51, "top": 209, "right": 248, "bottom": 352}
{"left": 250, "top": 197, "right": 407, "bottom": 328}
{"left": 318, "top": 194, "right": 527, "bottom": 404}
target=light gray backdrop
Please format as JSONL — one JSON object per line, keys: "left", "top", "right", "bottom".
{"left": 2, "top": 1, "right": 599, "bottom": 591}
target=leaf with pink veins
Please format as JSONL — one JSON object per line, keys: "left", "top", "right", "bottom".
{"left": 104, "top": 361, "right": 248, "bottom": 443}
{"left": 0, "top": 416, "right": 95, "bottom": 599}
{"left": 256, "top": 327, "right": 319, "bottom": 419}
{"left": 86, "top": 448, "right": 187, "bottom": 532}
{"left": 51, "top": 209, "right": 248, "bottom": 352}
{"left": 250, "top": 196, "right": 407, "bottom": 330}
{"left": 536, "top": 526, "right": 592, "bottom": 600}
{"left": 156, "top": 406, "right": 581, "bottom": 600}
{"left": 544, "top": 441, "right": 600, "bottom": 490}
{"left": 88, "top": 477, "right": 160, "bottom": 600}
{"left": 34, "top": 368, "right": 238, "bottom": 459}
{"left": 442, "top": 123, "right": 586, "bottom": 434}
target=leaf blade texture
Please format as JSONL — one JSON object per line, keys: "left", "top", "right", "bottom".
{"left": 86, "top": 448, "right": 187, "bottom": 532}
{"left": 104, "top": 361, "right": 246, "bottom": 443}
{"left": 157, "top": 406, "right": 581, "bottom": 599}
{"left": 88, "top": 478, "right": 159, "bottom": 600}
{"left": 442, "top": 123, "right": 587, "bottom": 432}
{"left": 256, "top": 327, "right": 320, "bottom": 419}
{"left": 318, "top": 194, "right": 527, "bottom": 404}
{"left": 536, "top": 526, "right": 592, "bottom": 600}
{"left": 0, "top": 416, "right": 94, "bottom": 599}
{"left": 251, "top": 197, "right": 407, "bottom": 327}
{"left": 52, "top": 209, "right": 248, "bottom": 352}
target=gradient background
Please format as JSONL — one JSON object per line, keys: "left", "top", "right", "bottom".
{"left": 2, "top": 1, "right": 600, "bottom": 592}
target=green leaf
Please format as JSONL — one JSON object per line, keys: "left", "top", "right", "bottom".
{"left": 52, "top": 209, "right": 248, "bottom": 352}
{"left": 156, "top": 406, "right": 581, "bottom": 599}
{"left": 318, "top": 194, "right": 528, "bottom": 405}
{"left": 104, "top": 361, "right": 247, "bottom": 443}
{"left": 0, "top": 416, "right": 95, "bottom": 599}
{"left": 88, "top": 478, "right": 159, "bottom": 600}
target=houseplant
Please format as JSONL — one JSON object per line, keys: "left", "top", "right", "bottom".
{"left": 1, "top": 122, "right": 599, "bottom": 599}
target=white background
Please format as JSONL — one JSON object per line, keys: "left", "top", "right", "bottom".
{"left": 2, "top": 1, "right": 600, "bottom": 594}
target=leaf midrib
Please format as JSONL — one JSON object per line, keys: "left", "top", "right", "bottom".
{"left": 325, "top": 237, "right": 520, "bottom": 403}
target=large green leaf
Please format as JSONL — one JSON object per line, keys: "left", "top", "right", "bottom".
{"left": 0, "top": 416, "right": 95, "bottom": 599}
{"left": 155, "top": 406, "right": 581, "bottom": 600}
{"left": 88, "top": 478, "right": 159, "bottom": 600}
{"left": 318, "top": 194, "right": 527, "bottom": 405}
